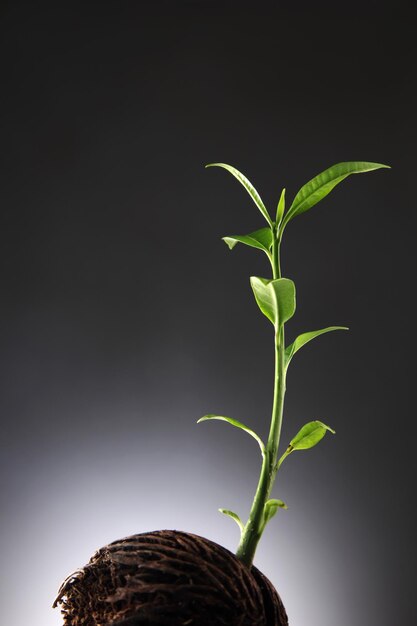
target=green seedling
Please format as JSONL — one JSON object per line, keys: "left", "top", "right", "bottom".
{"left": 198, "top": 161, "right": 390, "bottom": 568}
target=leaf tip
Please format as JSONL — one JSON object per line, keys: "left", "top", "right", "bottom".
{"left": 364, "top": 161, "right": 391, "bottom": 171}
{"left": 317, "top": 420, "right": 336, "bottom": 435}
{"left": 197, "top": 415, "right": 211, "bottom": 424}
{"left": 222, "top": 236, "right": 237, "bottom": 250}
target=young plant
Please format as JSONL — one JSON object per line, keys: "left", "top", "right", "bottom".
{"left": 55, "top": 160, "right": 389, "bottom": 626}
{"left": 199, "top": 161, "right": 390, "bottom": 568}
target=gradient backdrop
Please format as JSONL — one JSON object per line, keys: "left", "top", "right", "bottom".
{"left": 1, "top": 2, "right": 415, "bottom": 625}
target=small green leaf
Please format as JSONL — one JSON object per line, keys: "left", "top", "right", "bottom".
{"left": 250, "top": 277, "right": 296, "bottom": 327}
{"left": 197, "top": 414, "right": 265, "bottom": 454}
{"left": 223, "top": 227, "right": 273, "bottom": 255}
{"left": 276, "top": 188, "right": 286, "bottom": 226}
{"left": 261, "top": 499, "right": 288, "bottom": 531}
{"left": 265, "top": 499, "right": 288, "bottom": 519}
{"left": 282, "top": 161, "right": 390, "bottom": 229}
{"left": 285, "top": 326, "right": 348, "bottom": 366}
{"left": 219, "top": 508, "right": 244, "bottom": 533}
{"left": 206, "top": 163, "right": 273, "bottom": 226}
{"left": 289, "top": 420, "right": 335, "bottom": 452}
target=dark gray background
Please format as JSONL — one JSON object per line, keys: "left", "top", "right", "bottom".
{"left": 1, "top": 2, "right": 415, "bottom": 624}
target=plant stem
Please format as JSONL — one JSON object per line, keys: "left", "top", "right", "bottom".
{"left": 236, "top": 230, "right": 287, "bottom": 568}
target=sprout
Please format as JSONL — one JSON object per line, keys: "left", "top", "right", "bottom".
{"left": 200, "top": 161, "right": 390, "bottom": 568}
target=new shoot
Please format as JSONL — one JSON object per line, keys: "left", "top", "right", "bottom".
{"left": 199, "top": 161, "right": 390, "bottom": 568}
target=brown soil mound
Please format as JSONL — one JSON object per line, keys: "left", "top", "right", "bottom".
{"left": 54, "top": 530, "right": 288, "bottom": 625}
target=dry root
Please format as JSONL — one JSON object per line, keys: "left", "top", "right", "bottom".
{"left": 54, "top": 530, "right": 288, "bottom": 625}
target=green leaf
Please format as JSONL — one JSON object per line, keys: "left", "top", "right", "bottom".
{"left": 264, "top": 499, "right": 287, "bottom": 520}
{"left": 250, "top": 277, "right": 296, "bottom": 327}
{"left": 285, "top": 326, "right": 349, "bottom": 366}
{"left": 206, "top": 163, "right": 273, "bottom": 226}
{"left": 276, "top": 188, "right": 286, "bottom": 226}
{"left": 223, "top": 227, "right": 273, "bottom": 255}
{"left": 197, "top": 414, "right": 265, "bottom": 454}
{"left": 261, "top": 499, "right": 288, "bottom": 531}
{"left": 219, "top": 508, "right": 244, "bottom": 533}
{"left": 282, "top": 161, "right": 390, "bottom": 229}
{"left": 288, "top": 420, "right": 335, "bottom": 452}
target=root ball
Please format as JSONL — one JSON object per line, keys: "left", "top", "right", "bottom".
{"left": 54, "top": 530, "right": 288, "bottom": 625}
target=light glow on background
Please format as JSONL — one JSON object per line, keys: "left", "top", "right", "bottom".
{"left": 1, "top": 400, "right": 387, "bottom": 626}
